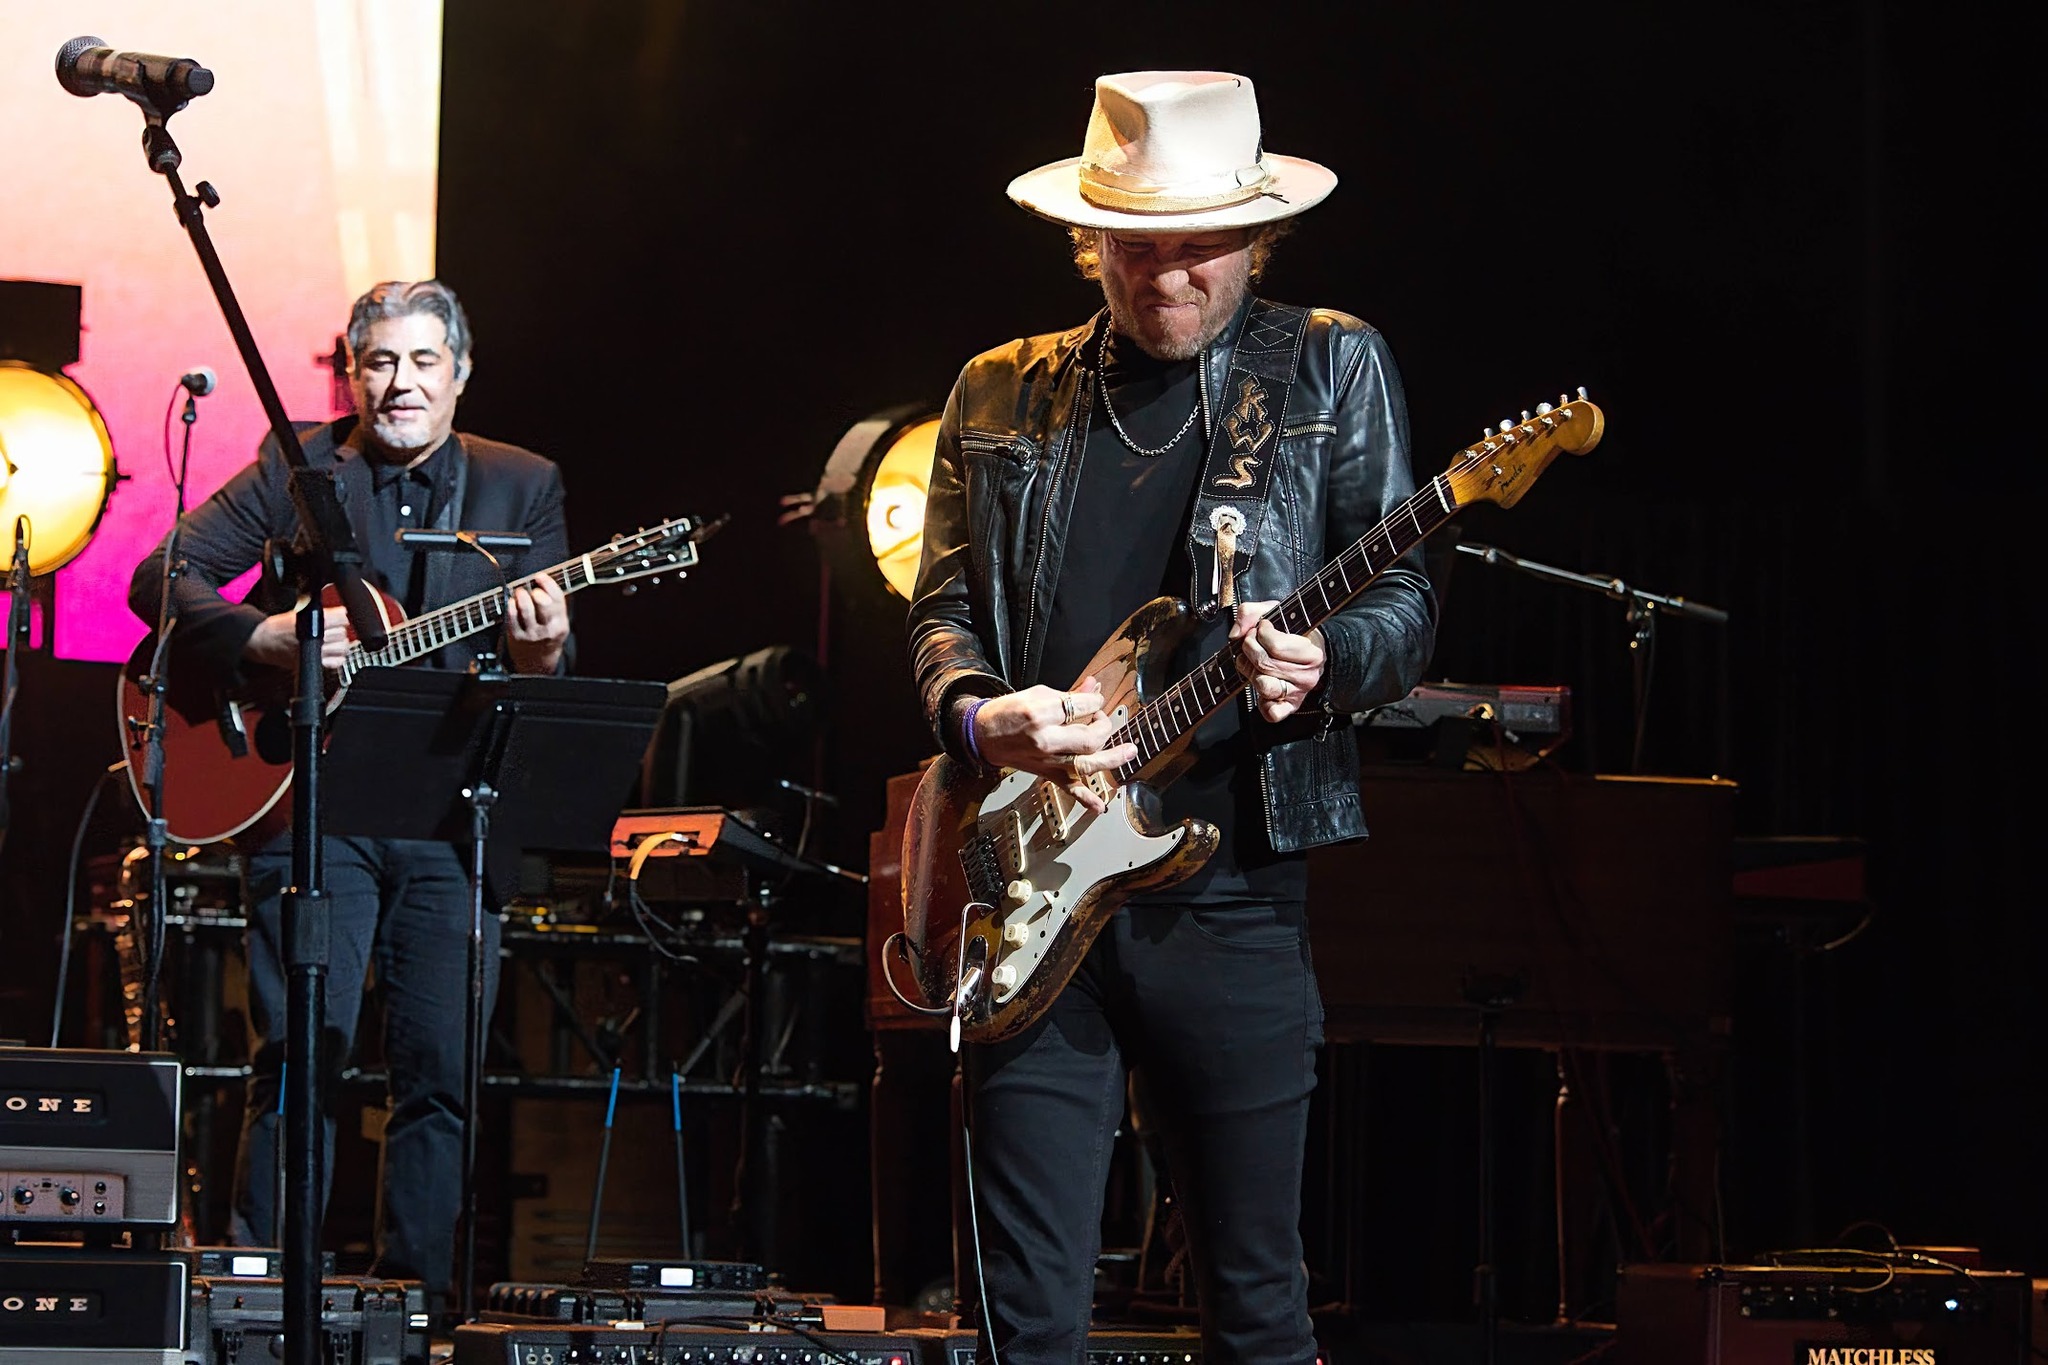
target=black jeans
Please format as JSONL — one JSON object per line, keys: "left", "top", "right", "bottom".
{"left": 966, "top": 901, "right": 1324, "bottom": 1365}
{"left": 231, "top": 833, "right": 500, "bottom": 1298}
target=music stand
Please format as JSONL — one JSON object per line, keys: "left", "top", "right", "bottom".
{"left": 318, "top": 665, "right": 666, "bottom": 1321}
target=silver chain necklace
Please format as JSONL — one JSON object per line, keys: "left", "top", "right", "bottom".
{"left": 1098, "top": 324, "right": 1201, "bottom": 457}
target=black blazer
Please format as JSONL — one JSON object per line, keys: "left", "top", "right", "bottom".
{"left": 129, "top": 417, "right": 572, "bottom": 687}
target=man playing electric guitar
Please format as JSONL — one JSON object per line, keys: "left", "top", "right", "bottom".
{"left": 906, "top": 73, "right": 1437, "bottom": 1363}
{"left": 126, "top": 279, "right": 569, "bottom": 1318}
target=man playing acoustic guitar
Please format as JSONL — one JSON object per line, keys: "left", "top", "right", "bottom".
{"left": 906, "top": 73, "right": 1437, "bottom": 1363}
{"left": 127, "top": 279, "right": 569, "bottom": 1315}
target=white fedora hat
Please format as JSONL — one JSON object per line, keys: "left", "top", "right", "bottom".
{"left": 1007, "top": 71, "right": 1336, "bottom": 231}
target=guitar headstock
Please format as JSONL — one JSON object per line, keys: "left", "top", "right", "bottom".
{"left": 1443, "top": 391, "right": 1605, "bottom": 510}
{"left": 586, "top": 513, "right": 726, "bottom": 587}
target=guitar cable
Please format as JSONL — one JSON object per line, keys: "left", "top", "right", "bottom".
{"left": 881, "top": 900, "right": 1004, "bottom": 1357}
{"left": 959, "top": 1088, "right": 1004, "bottom": 1365}
{"left": 619, "top": 830, "right": 698, "bottom": 963}
{"left": 948, "top": 895, "right": 1003, "bottom": 1365}
{"left": 878, "top": 930, "right": 953, "bottom": 1018}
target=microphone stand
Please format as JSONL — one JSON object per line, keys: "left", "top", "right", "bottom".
{"left": 0, "top": 517, "right": 30, "bottom": 862}
{"left": 396, "top": 526, "right": 521, "bottom": 1322}
{"left": 123, "top": 104, "right": 389, "bottom": 1365}
{"left": 1455, "top": 541, "right": 1728, "bottom": 774}
{"left": 134, "top": 394, "right": 202, "bottom": 1053}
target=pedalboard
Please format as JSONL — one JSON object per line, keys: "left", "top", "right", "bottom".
{"left": 453, "top": 1322, "right": 915, "bottom": 1365}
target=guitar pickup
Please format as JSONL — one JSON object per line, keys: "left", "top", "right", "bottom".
{"left": 1037, "top": 783, "right": 1070, "bottom": 842}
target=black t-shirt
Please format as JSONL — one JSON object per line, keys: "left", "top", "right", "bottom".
{"left": 1037, "top": 329, "right": 1307, "bottom": 907}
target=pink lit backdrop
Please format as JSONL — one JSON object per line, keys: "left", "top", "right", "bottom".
{"left": 0, "top": 1, "right": 443, "bottom": 662}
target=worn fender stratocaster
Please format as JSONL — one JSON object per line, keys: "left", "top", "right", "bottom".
{"left": 117, "top": 514, "right": 717, "bottom": 846}
{"left": 900, "top": 395, "right": 1604, "bottom": 1043}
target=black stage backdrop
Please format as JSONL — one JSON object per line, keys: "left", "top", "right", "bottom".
{"left": 1, "top": 0, "right": 2036, "bottom": 1318}
{"left": 425, "top": 0, "right": 2040, "bottom": 1296}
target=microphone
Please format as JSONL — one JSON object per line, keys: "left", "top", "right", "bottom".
{"left": 180, "top": 366, "right": 217, "bottom": 397}
{"left": 9, "top": 517, "right": 28, "bottom": 601}
{"left": 55, "top": 36, "right": 215, "bottom": 111}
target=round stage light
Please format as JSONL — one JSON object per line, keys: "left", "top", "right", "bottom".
{"left": 860, "top": 417, "right": 938, "bottom": 600}
{"left": 809, "top": 405, "right": 941, "bottom": 602}
{"left": 0, "top": 361, "right": 119, "bottom": 575}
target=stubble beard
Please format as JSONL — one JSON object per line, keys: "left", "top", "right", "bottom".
{"left": 1106, "top": 263, "right": 1252, "bottom": 362}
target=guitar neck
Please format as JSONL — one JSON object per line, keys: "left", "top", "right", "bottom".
{"left": 342, "top": 552, "right": 599, "bottom": 675}
{"left": 1111, "top": 471, "right": 1461, "bottom": 781}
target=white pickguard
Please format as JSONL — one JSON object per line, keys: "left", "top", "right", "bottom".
{"left": 967, "top": 739, "right": 1188, "bottom": 1005}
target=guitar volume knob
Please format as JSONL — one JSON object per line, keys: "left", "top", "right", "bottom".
{"left": 1005, "top": 879, "right": 1034, "bottom": 904}
{"left": 990, "top": 964, "right": 1017, "bottom": 991}
{"left": 1001, "top": 922, "right": 1029, "bottom": 946}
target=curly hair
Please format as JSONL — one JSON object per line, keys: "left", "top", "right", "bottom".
{"left": 1067, "top": 221, "right": 1292, "bottom": 283}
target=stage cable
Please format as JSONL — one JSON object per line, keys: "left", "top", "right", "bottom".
{"left": 48, "top": 761, "right": 125, "bottom": 1047}
{"left": 959, "top": 1084, "right": 1002, "bottom": 1365}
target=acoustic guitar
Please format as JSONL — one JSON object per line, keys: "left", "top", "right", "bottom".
{"left": 117, "top": 514, "right": 714, "bottom": 846}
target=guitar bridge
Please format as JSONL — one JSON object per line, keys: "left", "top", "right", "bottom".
{"left": 959, "top": 831, "right": 1004, "bottom": 908}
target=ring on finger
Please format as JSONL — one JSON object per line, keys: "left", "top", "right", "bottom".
{"left": 1060, "top": 692, "right": 1080, "bottom": 724}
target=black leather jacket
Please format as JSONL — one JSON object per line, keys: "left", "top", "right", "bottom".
{"left": 907, "top": 297, "right": 1438, "bottom": 854}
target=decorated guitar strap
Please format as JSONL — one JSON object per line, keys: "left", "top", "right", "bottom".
{"left": 1189, "top": 298, "right": 1310, "bottom": 612}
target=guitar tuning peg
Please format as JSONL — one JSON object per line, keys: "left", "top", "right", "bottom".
{"left": 1498, "top": 420, "right": 1513, "bottom": 434}
{"left": 1559, "top": 393, "right": 1570, "bottom": 407}
{"left": 1576, "top": 386, "right": 1588, "bottom": 399}
{"left": 1521, "top": 409, "right": 1531, "bottom": 422}
{"left": 1535, "top": 401, "right": 1554, "bottom": 415}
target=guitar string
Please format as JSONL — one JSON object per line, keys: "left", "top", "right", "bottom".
{"left": 345, "top": 524, "right": 681, "bottom": 669}
{"left": 1105, "top": 421, "right": 1561, "bottom": 773}
{"left": 1105, "top": 470, "right": 1447, "bottom": 768}
{"left": 342, "top": 552, "right": 606, "bottom": 672}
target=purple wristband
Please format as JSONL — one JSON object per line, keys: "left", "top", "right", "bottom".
{"left": 961, "top": 697, "right": 989, "bottom": 769}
